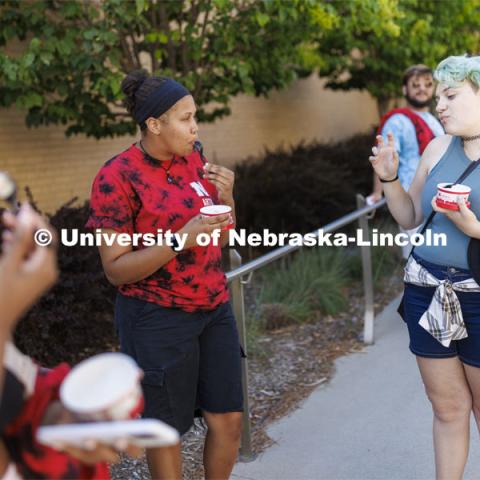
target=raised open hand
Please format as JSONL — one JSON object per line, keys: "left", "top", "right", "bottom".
{"left": 369, "top": 133, "right": 399, "bottom": 182}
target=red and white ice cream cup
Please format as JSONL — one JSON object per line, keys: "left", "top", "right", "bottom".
{"left": 436, "top": 183, "right": 471, "bottom": 211}
{"left": 60, "top": 353, "right": 144, "bottom": 421}
{"left": 200, "top": 205, "right": 234, "bottom": 230}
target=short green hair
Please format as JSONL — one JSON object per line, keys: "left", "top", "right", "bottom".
{"left": 434, "top": 55, "right": 480, "bottom": 89}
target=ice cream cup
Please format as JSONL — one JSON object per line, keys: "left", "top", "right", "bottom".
{"left": 0, "top": 172, "right": 18, "bottom": 213}
{"left": 200, "top": 205, "right": 234, "bottom": 230}
{"left": 60, "top": 353, "right": 144, "bottom": 421}
{"left": 436, "top": 183, "right": 471, "bottom": 211}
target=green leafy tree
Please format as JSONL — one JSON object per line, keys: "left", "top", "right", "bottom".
{"left": 316, "top": 0, "right": 480, "bottom": 115}
{"left": 0, "top": 0, "right": 335, "bottom": 138}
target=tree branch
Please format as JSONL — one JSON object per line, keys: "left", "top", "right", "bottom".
{"left": 178, "top": 0, "right": 202, "bottom": 76}
{"left": 178, "top": 3, "right": 186, "bottom": 74}
{"left": 158, "top": 1, "right": 176, "bottom": 72}
{"left": 193, "top": 59, "right": 217, "bottom": 101}
{"left": 193, "top": 0, "right": 212, "bottom": 97}
{"left": 190, "top": 0, "right": 199, "bottom": 25}
{"left": 118, "top": 34, "right": 137, "bottom": 72}
{"left": 111, "top": 112, "right": 132, "bottom": 118}
{"left": 149, "top": 4, "right": 158, "bottom": 72}
{"left": 128, "top": 32, "right": 142, "bottom": 70}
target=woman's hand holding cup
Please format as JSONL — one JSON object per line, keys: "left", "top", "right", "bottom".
{"left": 369, "top": 133, "right": 399, "bottom": 182}
{"left": 431, "top": 194, "right": 480, "bottom": 238}
{"left": 178, "top": 213, "right": 231, "bottom": 249}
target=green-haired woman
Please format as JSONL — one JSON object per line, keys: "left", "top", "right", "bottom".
{"left": 370, "top": 55, "right": 480, "bottom": 479}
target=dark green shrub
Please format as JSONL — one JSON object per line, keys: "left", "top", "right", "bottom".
{"left": 234, "top": 131, "right": 377, "bottom": 236}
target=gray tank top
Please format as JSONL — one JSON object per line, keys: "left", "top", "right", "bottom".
{"left": 415, "top": 136, "right": 480, "bottom": 268}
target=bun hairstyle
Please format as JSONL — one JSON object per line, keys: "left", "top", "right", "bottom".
{"left": 121, "top": 70, "right": 168, "bottom": 122}
{"left": 121, "top": 70, "right": 191, "bottom": 130}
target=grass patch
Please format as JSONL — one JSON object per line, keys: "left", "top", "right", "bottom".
{"left": 241, "top": 221, "right": 403, "bottom": 355}
{"left": 346, "top": 218, "right": 402, "bottom": 286}
{"left": 346, "top": 244, "right": 400, "bottom": 287}
{"left": 238, "top": 221, "right": 403, "bottom": 357}
{"left": 258, "top": 247, "right": 350, "bottom": 325}
{"left": 245, "top": 314, "right": 269, "bottom": 359}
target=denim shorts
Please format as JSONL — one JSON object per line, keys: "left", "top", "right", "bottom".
{"left": 403, "top": 253, "right": 480, "bottom": 368}
{"left": 114, "top": 294, "right": 244, "bottom": 435}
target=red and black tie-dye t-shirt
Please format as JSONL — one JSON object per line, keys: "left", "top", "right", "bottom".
{"left": 85, "top": 144, "right": 229, "bottom": 312}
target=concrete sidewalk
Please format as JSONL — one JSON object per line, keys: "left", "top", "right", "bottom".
{"left": 233, "top": 295, "right": 480, "bottom": 480}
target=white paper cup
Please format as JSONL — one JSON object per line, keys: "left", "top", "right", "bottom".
{"left": 436, "top": 183, "right": 471, "bottom": 211}
{"left": 60, "top": 353, "right": 143, "bottom": 421}
{"left": 0, "top": 172, "right": 15, "bottom": 201}
{"left": 200, "top": 205, "right": 234, "bottom": 230}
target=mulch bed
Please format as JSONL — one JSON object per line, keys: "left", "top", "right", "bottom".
{"left": 111, "top": 266, "right": 403, "bottom": 480}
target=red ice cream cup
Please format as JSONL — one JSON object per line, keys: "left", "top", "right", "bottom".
{"left": 200, "top": 205, "right": 234, "bottom": 230}
{"left": 436, "top": 183, "right": 471, "bottom": 211}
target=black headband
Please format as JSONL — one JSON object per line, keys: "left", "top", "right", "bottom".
{"left": 133, "top": 79, "right": 190, "bottom": 128}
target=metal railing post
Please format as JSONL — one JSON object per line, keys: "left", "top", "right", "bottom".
{"left": 356, "top": 194, "right": 375, "bottom": 344}
{"left": 223, "top": 198, "right": 386, "bottom": 452}
{"left": 229, "top": 249, "right": 255, "bottom": 462}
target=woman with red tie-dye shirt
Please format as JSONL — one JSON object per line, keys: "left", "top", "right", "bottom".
{"left": 86, "top": 70, "right": 243, "bottom": 480}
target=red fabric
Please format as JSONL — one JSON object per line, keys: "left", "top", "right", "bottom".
{"left": 377, "top": 108, "right": 436, "bottom": 154}
{"left": 86, "top": 145, "right": 229, "bottom": 312}
{"left": 3, "top": 364, "right": 110, "bottom": 480}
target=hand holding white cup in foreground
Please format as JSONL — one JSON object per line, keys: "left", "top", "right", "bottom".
{"left": 60, "top": 353, "right": 144, "bottom": 421}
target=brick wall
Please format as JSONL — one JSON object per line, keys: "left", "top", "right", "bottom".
{"left": 0, "top": 74, "right": 378, "bottom": 214}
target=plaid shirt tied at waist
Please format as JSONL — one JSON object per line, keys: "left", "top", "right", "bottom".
{"left": 404, "top": 256, "right": 480, "bottom": 347}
